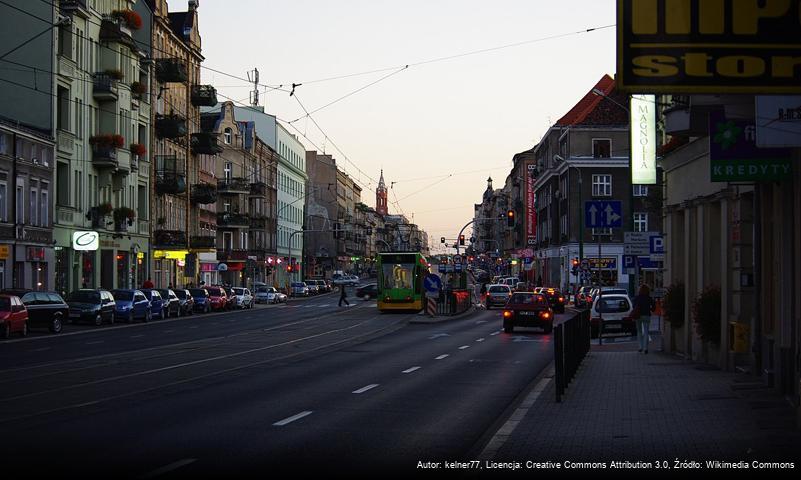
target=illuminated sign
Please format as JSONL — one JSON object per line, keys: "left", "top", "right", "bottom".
{"left": 72, "top": 231, "right": 99, "bottom": 251}
{"left": 0, "top": 245, "right": 9, "bottom": 259}
{"left": 617, "top": 0, "right": 801, "bottom": 93}
{"left": 526, "top": 162, "right": 537, "bottom": 245}
{"left": 153, "top": 250, "right": 189, "bottom": 260}
{"left": 630, "top": 94, "right": 656, "bottom": 184}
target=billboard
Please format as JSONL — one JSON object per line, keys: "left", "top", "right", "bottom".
{"left": 630, "top": 94, "right": 656, "bottom": 184}
{"left": 617, "top": 0, "right": 801, "bottom": 93}
{"left": 526, "top": 163, "right": 537, "bottom": 246}
{"left": 755, "top": 96, "right": 801, "bottom": 147}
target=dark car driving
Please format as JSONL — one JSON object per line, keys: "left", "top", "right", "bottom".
{"left": 541, "top": 288, "right": 566, "bottom": 313}
{"left": 501, "top": 292, "right": 554, "bottom": 334}
{"left": 2, "top": 290, "right": 68, "bottom": 333}
{"left": 66, "top": 289, "right": 116, "bottom": 326}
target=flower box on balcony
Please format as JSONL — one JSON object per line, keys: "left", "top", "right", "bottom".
{"left": 155, "top": 58, "right": 188, "bottom": 83}
{"left": 191, "top": 85, "right": 218, "bottom": 107}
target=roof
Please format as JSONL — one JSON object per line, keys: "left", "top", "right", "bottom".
{"left": 556, "top": 74, "right": 628, "bottom": 127}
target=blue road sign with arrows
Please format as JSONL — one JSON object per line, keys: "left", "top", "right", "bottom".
{"left": 424, "top": 274, "right": 442, "bottom": 294}
{"left": 585, "top": 200, "right": 623, "bottom": 228}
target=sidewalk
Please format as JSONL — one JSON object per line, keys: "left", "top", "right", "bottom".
{"left": 482, "top": 338, "right": 801, "bottom": 468}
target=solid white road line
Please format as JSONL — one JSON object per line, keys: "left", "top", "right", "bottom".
{"left": 272, "top": 411, "right": 313, "bottom": 426}
{"left": 402, "top": 367, "right": 420, "bottom": 374}
{"left": 139, "top": 458, "right": 197, "bottom": 479}
{"left": 352, "top": 384, "right": 379, "bottom": 394}
{"left": 435, "top": 354, "right": 449, "bottom": 360}
{"left": 476, "top": 338, "right": 485, "bottom": 342}
{"left": 458, "top": 345, "right": 470, "bottom": 350}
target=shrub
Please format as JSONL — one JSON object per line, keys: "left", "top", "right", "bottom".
{"left": 104, "top": 68, "right": 124, "bottom": 80}
{"left": 130, "top": 143, "right": 146, "bottom": 156}
{"left": 89, "top": 134, "right": 125, "bottom": 149}
{"left": 96, "top": 202, "right": 113, "bottom": 216}
{"left": 692, "top": 285, "right": 721, "bottom": 345}
{"left": 113, "top": 206, "right": 136, "bottom": 225}
{"left": 130, "top": 81, "right": 146, "bottom": 95}
{"left": 112, "top": 9, "right": 143, "bottom": 30}
{"left": 663, "top": 282, "right": 685, "bottom": 328}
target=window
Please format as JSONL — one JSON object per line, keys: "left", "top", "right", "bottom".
{"left": 224, "top": 162, "right": 232, "bottom": 181}
{"left": 633, "top": 185, "right": 649, "bottom": 197}
{"left": 592, "top": 139, "right": 611, "bottom": 158}
{"left": 30, "top": 188, "right": 38, "bottom": 226}
{"left": 634, "top": 212, "right": 648, "bottom": 232}
{"left": 223, "top": 232, "right": 232, "bottom": 251}
{"left": 16, "top": 180, "right": 24, "bottom": 223}
{"left": 224, "top": 128, "right": 232, "bottom": 145}
{"left": 0, "top": 181, "right": 6, "bottom": 222}
{"left": 592, "top": 174, "right": 612, "bottom": 197}
{"left": 57, "top": 87, "right": 70, "bottom": 132}
{"left": 0, "top": 133, "right": 8, "bottom": 155}
{"left": 41, "top": 186, "right": 49, "bottom": 227}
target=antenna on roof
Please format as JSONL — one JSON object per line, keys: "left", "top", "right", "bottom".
{"left": 248, "top": 68, "right": 260, "bottom": 107}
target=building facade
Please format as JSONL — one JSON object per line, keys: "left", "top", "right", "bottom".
{"left": 276, "top": 123, "right": 307, "bottom": 285}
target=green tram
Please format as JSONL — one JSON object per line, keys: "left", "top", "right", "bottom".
{"left": 376, "top": 252, "right": 430, "bottom": 312}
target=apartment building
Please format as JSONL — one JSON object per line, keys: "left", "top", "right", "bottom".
{"left": 276, "top": 124, "right": 307, "bottom": 284}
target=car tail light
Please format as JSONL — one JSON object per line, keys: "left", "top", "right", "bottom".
{"left": 541, "top": 311, "right": 551, "bottom": 319}
{"left": 558, "top": 297, "right": 564, "bottom": 302}
{"left": 502, "top": 310, "right": 512, "bottom": 318}
{"left": 405, "top": 296, "right": 411, "bottom": 301}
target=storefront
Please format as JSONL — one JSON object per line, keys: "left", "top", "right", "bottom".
{"left": 152, "top": 250, "right": 189, "bottom": 289}
{"left": 198, "top": 252, "right": 219, "bottom": 287}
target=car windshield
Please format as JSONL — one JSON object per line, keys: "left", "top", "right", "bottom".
{"left": 601, "top": 289, "right": 628, "bottom": 295}
{"left": 174, "top": 290, "right": 187, "bottom": 299}
{"left": 291, "top": 283, "right": 305, "bottom": 287}
{"left": 0, "top": 298, "right": 10, "bottom": 310}
{"left": 68, "top": 291, "right": 100, "bottom": 303}
{"left": 206, "top": 288, "right": 222, "bottom": 296}
{"left": 112, "top": 290, "right": 134, "bottom": 301}
{"left": 596, "top": 297, "right": 631, "bottom": 313}
{"left": 256, "top": 287, "right": 268, "bottom": 293}
{"left": 509, "top": 293, "right": 548, "bottom": 306}
{"left": 190, "top": 289, "right": 207, "bottom": 297}
{"left": 488, "top": 286, "right": 509, "bottom": 293}
{"left": 233, "top": 288, "right": 245, "bottom": 295}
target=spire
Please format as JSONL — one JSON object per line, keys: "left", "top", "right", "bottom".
{"left": 378, "top": 169, "right": 386, "bottom": 190}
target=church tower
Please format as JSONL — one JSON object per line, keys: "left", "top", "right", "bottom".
{"left": 376, "top": 169, "right": 388, "bottom": 216}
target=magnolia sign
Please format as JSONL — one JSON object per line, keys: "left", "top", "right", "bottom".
{"left": 630, "top": 94, "right": 656, "bottom": 184}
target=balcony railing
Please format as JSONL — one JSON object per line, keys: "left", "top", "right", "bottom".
{"left": 155, "top": 114, "right": 188, "bottom": 139}
{"left": 155, "top": 58, "right": 188, "bottom": 83}
{"left": 153, "top": 230, "right": 188, "bottom": 248}
{"left": 191, "top": 85, "right": 218, "bottom": 107}
{"left": 92, "top": 144, "right": 119, "bottom": 169}
{"left": 92, "top": 73, "right": 118, "bottom": 101}
{"left": 249, "top": 215, "right": 266, "bottom": 230}
{"left": 217, "top": 177, "right": 249, "bottom": 195}
{"left": 60, "top": 0, "right": 88, "bottom": 17}
{"left": 217, "top": 212, "right": 250, "bottom": 228}
{"left": 218, "top": 249, "right": 248, "bottom": 262}
{"left": 190, "top": 132, "right": 223, "bottom": 155}
{"left": 249, "top": 181, "right": 267, "bottom": 197}
{"left": 99, "top": 18, "right": 135, "bottom": 50}
{"left": 155, "top": 171, "right": 187, "bottom": 195}
{"left": 190, "top": 183, "right": 217, "bottom": 204}
{"left": 190, "top": 235, "right": 216, "bottom": 249}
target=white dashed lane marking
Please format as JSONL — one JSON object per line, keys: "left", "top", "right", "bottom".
{"left": 85, "top": 341, "right": 104, "bottom": 345}
{"left": 130, "top": 335, "right": 145, "bottom": 339}
{"left": 476, "top": 338, "right": 485, "bottom": 342}
{"left": 352, "top": 384, "right": 379, "bottom": 394}
{"left": 458, "top": 345, "right": 470, "bottom": 350}
{"left": 402, "top": 367, "right": 421, "bottom": 374}
{"left": 272, "top": 411, "right": 313, "bottom": 427}
{"left": 435, "top": 354, "right": 449, "bottom": 360}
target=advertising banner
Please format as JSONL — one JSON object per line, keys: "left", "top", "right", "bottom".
{"left": 526, "top": 162, "right": 537, "bottom": 246}
{"left": 755, "top": 96, "right": 801, "bottom": 147}
{"left": 630, "top": 94, "right": 656, "bottom": 184}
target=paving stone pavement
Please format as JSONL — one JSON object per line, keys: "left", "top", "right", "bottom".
{"left": 489, "top": 341, "right": 801, "bottom": 470}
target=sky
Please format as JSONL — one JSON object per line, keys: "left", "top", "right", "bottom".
{"left": 179, "top": 0, "right": 618, "bottom": 253}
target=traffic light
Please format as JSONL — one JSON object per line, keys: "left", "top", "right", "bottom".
{"left": 286, "top": 265, "right": 293, "bottom": 273}
{"left": 440, "top": 237, "right": 445, "bottom": 244}
{"left": 459, "top": 234, "right": 465, "bottom": 246}
{"left": 571, "top": 258, "right": 579, "bottom": 275}
{"left": 506, "top": 210, "right": 515, "bottom": 228}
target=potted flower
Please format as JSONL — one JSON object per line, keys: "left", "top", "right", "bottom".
{"left": 130, "top": 143, "right": 146, "bottom": 157}
{"left": 89, "top": 134, "right": 125, "bottom": 149}
{"left": 113, "top": 206, "right": 136, "bottom": 227}
{"left": 104, "top": 68, "right": 124, "bottom": 81}
{"left": 111, "top": 9, "right": 143, "bottom": 30}
{"left": 96, "top": 202, "right": 113, "bottom": 216}
{"left": 130, "top": 81, "right": 146, "bottom": 98}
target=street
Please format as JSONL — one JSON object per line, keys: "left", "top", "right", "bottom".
{"left": 0, "top": 294, "right": 567, "bottom": 478}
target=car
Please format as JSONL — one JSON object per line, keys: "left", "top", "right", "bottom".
{"left": 346, "top": 275, "right": 360, "bottom": 286}
{"left": 66, "top": 289, "right": 116, "bottom": 326}
{"left": 590, "top": 293, "right": 635, "bottom": 338}
{"left": 189, "top": 288, "right": 211, "bottom": 313}
{"left": 575, "top": 286, "right": 594, "bottom": 308}
{"left": 256, "top": 286, "right": 286, "bottom": 304}
{"left": 485, "top": 284, "right": 512, "bottom": 309}
{"left": 501, "top": 292, "right": 554, "bottom": 334}
{"left": 111, "top": 289, "right": 152, "bottom": 323}
{"left": 355, "top": 283, "right": 379, "bottom": 300}
{"left": 2, "top": 290, "right": 68, "bottom": 334}
{"left": 310, "top": 279, "right": 329, "bottom": 293}
{"left": 501, "top": 277, "right": 519, "bottom": 290}
{"left": 232, "top": 287, "right": 255, "bottom": 309}
{"left": 541, "top": 288, "right": 566, "bottom": 313}
{"left": 205, "top": 287, "right": 228, "bottom": 310}
{"left": 304, "top": 280, "right": 320, "bottom": 295}
{"left": 156, "top": 289, "right": 181, "bottom": 317}
{"left": 290, "top": 282, "right": 309, "bottom": 297}
{"left": 174, "top": 289, "right": 195, "bottom": 316}
{"left": 222, "top": 286, "right": 237, "bottom": 310}
{"left": 0, "top": 294, "right": 28, "bottom": 338}
{"left": 140, "top": 289, "right": 167, "bottom": 320}
{"left": 322, "top": 280, "right": 333, "bottom": 292}
{"left": 588, "top": 287, "right": 629, "bottom": 305}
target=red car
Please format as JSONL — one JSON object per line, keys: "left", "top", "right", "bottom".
{"left": 502, "top": 292, "right": 554, "bottom": 334}
{"left": 205, "top": 287, "right": 227, "bottom": 311}
{"left": 1, "top": 294, "right": 29, "bottom": 338}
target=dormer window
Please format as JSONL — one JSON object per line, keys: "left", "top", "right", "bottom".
{"left": 224, "top": 128, "right": 232, "bottom": 144}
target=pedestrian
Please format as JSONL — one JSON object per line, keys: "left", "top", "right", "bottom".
{"left": 338, "top": 283, "right": 350, "bottom": 307}
{"left": 167, "top": 283, "right": 173, "bottom": 290}
{"left": 632, "top": 284, "right": 656, "bottom": 354}
{"left": 142, "top": 278, "right": 154, "bottom": 289}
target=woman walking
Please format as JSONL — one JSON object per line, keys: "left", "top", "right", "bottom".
{"left": 632, "top": 285, "right": 655, "bottom": 353}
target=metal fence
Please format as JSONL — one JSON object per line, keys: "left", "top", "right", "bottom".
{"left": 435, "top": 289, "right": 472, "bottom": 316}
{"left": 554, "top": 308, "right": 591, "bottom": 402}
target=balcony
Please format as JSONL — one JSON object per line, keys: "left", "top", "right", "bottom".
{"left": 190, "top": 132, "right": 223, "bottom": 155}
{"left": 59, "top": 0, "right": 89, "bottom": 18}
{"left": 249, "top": 181, "right": 267, "bottom": 197}
{"left": 92, "top": 73, "right": 119, "bottom": 101}
{"left": 217, "top": 212, "right": 250, "bottom": 228}
{"left": 155, "top": 114, "right": 188, "bottom": 139}
{"left": 92, "top": 144, "right": 119, "bottom": 169}
{"left": 99, "top": 18, "right": 135, "bottom": 50}
{"left": 155, "top": 171, "right": 187, "bottom": 195}
{"left": 153, "top": 230, "right": 188, "bottom": 249}
{"left": 217, "top": 177, "right": 249, "bottom": 195}
{"left": 190, "top": 183, "right": 217, "bottom": 205}
{"left": 218, "top": 249, "right": 248, "bottom": 262}
{"left": 155, "top": 58, "right": 188, "bottom": 83}
{"left": 249, "top": 215, "right": 266, "bottom": 230}
{"left": 191, "top": 85, "right": 218, "bottom": 107}
{"left": 190, "top": 235, "right": 216, "bottom": 249}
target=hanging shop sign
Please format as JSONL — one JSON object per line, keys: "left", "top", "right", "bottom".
{"left": 630, "top": 94, "right": 656, "bottom": 184}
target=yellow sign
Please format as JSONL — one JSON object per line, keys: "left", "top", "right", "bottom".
{"left": 0, "top": 245, "right": 9, "bottom": 259}
{"left": 617, "top": 0, "right": 801, "bottom": 93}
{"left": 153, "top": 250, "right": 189, "bottom": 260}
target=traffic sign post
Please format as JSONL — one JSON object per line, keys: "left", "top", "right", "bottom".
{"left": 585, "top": 201, "right": 623, "bottom": 228}
{"left": 424, "top": 274, "right": 442, "bottom": 318}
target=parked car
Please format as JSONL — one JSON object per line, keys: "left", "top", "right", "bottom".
{"left": 541, "top": 288, "right": 566, "bottom": 314}
{"left": 255, "top": 286, "right": 286, "bottom": 304}
{"left": 111, "top": 289, "right": 152, "bottom": 323}
{"left": 355, "top": 283, "right": 379, "bottom": 300}
{"left": 205, "top": 287, "right": 228, "bottom": 311}
{"left": 189, "top": 288, "right": 211, "bottom": 313}
{"left": 0, "top": 294, "right": 28, "bottom": 338}
{"left": 590, "top": 293, "right": 635, "bottom": 338}
{"left": 2, "top": 290, "right": 68, "bottom": 334}
{"left": 156, "top": 289, "right": 181, "bottom": 317}
{"left": 140, "top": 289, "right": 166, "bottom": 320}
{"left": 174, "top": 289, "right": 195, "bottom": 316}
{"left": 304, "top": 280, "right": 320, "bottom": 295}
{"left": 501, "top": 292, "right": 554, "bottom": 334}
{"left": 232, "top": 287, "right": 255, "bottom": 309}
{"left": 221, "top": 286, "right": 237, "bottom": 310}
{"left": 66, "top": 289, "right": 116, "bottom": 326}
{"left": 575, "top": 286, "right": 594, "bottom": 308}
{"left": 316, "top": 280, "right": 332, "bottom": 293}
{"left": 290, "top": 282, "right": 309, "bottom": 297}
{"left": 485, "top": 284, "right": 512, "bottom": 309}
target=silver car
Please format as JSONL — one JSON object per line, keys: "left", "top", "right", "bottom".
{"left": 485, "top": 284, "right": 512, "bottom": 309}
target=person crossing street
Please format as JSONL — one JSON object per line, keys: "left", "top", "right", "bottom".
{"left": 338, "top": 284, "right": 350, "bottom": 307}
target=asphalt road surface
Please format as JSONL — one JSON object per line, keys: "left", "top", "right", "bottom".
{"left": 0, "top": 291, "right": 570, "bottom": 479}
